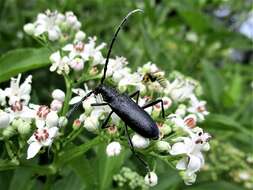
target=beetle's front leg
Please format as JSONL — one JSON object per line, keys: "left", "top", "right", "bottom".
{"left": 124, "top": 123, "right": 151, "bottom": 173}
{"left": 142, "top": 99, "right": 165, "bottom": 118}
{"left": 129, "top": 90, "right": 140, "bottom": 104}
{"left": 91, "top": 103, "right": 108, "bottom": 106}
{"left": 101, "top": 111, "right": 114, "bottom": 129}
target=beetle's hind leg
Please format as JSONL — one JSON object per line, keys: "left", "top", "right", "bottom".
{"left": 142, "top": 99, "right": 165, "bottom": 118}
{"left": 124, "top": 123, "right": 151, "bottom": 173}
{"left": 129, "top": 90, "right": 140, "bottom": 104}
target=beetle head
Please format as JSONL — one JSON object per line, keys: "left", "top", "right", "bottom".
{"left": 94, "top": 84, "right": 118, "bottom": 102}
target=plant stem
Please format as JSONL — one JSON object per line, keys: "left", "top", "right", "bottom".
{"left": 62, "top": 75, "right": 73, "bottom": 116}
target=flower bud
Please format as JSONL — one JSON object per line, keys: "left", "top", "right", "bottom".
{"left": 158, "top": 122, "right": 172, "bottom": 135}
{"left": 73, "top": 119, "right": 82, "bottom": 130}
{"left": 58, "top": 116, "right": 68, "bottom": 127}
{"left": 84, "top": 116, "right": 99, "bottom": 132}
{"left": 75, "top": 31, "right": 86, "bottom": 41}
{"left": 52, "top": 89, "right": 65, "bottom": 102}
{"left": 144, "top": 172, "right": 158, "bottom": 187}
{"left": 175, "top": 104, "right": 186, "bottom": 117}
{"left": 0, "top": 111, "right": 10, "bottom": 128}
{"left": 23, "top": 23, "right": 35, "bottom": 35}
{"left": 106, "top": 141, "right": 121, "bottom": 157}
{"left": 50, "top": 99, "right": 63, "bottom": 111}
{"left": 132, "top": 133, "right": 150, "bottom": 149}
{"left": 155, "top": 141, "right": 171, "bottom": 153}
{"left": 2, "top": 126, "right": 16, "bottom": 138}
{"left": 15, "top": 119, "right": 31, "bottom": 135}
{"left": 46, "top": 111, "right": 59, "bottom": 127}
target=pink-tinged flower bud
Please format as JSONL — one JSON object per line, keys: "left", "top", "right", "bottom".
{"left": 0, "top": 111, "right": 10, "bottom": 128}
{"left": 52, "top": 89, "right": 65, "bottom": 102}
{"left": 106, "top": 124, "right": 118, "bottom": 135}
{"left": 144, "top": 172, "right": 158, "bottom": 187}
{"left": 69, "top": 58, "right": 84, "bottom": 71}
{"left": 50, "top": 99, "right": 63, "bottom": 111}
{"left": 73, "top": 119, "right": 81, "bottom": 129}
{"left": 106, "top": 141, "right": 121, "bottom": 157}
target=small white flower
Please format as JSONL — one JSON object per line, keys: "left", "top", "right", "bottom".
{"left": 106, "top": 56, "right": 128, "bottom": 77}
{"left": 49, "top": 51, "right": 70, "bottom": 75}
{"left": 166, "top": 79, "right": 195, "bottom": 101}
{"left": 65, "top": 11, "right": 81, "bottom": 30}
{"left": 188, "top": 95, "right": 209, "bottom": 121}
{"left": 52, "top": 89, "right": 65, "bottom": 102}
{"left": 132, "top": 133, "right": 150, "bottom": 149}
{"left": 144, "top": 172, "right": 158, "bottom": 187}
{"left": 23, "top": 23, "right": 35, "bottom": 35}
{"left": 170, "top": 129, "right": 211, "bottom": 184}
{"left": 50, "top": 99, "right": 63, "bottom": 111}
{"left": 5, "top": 74, "right": 32, "bottom": 106}
{"left": 162, "top": 97, "right": 172, "bottom": 110}
{"left": 34, "top": 10, "right": 61, "bottom": 41}
{"left": 106, "top": 141, "right": 121, "bottom": 156}
{"left": 75, "top": 31, "right": 86, "bottom": 41}
{"left": 0, "top": 111, "right": 10, "bottom": 128}
{"left": 27, "top": 126, "right": 58, "bottom": 159}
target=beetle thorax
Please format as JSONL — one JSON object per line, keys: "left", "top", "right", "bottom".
{"left": 94, "top": 84, "right": 118, "bottom": 102}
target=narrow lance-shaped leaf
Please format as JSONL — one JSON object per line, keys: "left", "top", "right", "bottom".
{"left": 0, "top": 48, "right": 51, "bottom": 83}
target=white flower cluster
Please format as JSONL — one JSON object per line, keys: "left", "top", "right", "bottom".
{"left": 0, "top": 75, "right": 64, "bottom": 159}
{"left": 50, "top": 36, "right": 105, "bottom": 74}
{"left": 21, "top": 9, "right": 212, "bottom": 186}
{"left": 24, "top": 10, "right": 81, "bottom": 41}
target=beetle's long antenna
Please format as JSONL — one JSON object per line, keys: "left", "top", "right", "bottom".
{"left": 66, "top": 91, "right": 94, "bottom": 119}
{"left": 100, "top": 9, "right": 143, "bottom": 84}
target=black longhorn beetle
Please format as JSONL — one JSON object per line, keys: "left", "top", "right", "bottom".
{"left": 67, "top": 9, "right": 165, "bottom": 174}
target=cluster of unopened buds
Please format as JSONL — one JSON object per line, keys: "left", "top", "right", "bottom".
{"left": 0, "top": 9, "right": 211, "bottom": 187}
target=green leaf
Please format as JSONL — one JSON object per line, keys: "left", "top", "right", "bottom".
{"left": 69, "top": 156, "right": 96, "bottom": 189}
{"left": 56, "top": 136, "right": 102, "bottom": 167}
{"left": 185, "top": 181, "right": 246, "bottom": 190}
{"left": 202, "top": 61, "right": 223, "bottom": 106}
{"left": 0, "top": 48, "right": 51, "bottom": 83}
{"left": 9, "top": 168, "right": 36, "bottom": 190}
{"left": 97, "top": 143, "right": 126, "bottom": 190}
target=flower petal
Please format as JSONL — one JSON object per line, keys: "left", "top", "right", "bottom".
{"left": 187, "top": 155, "right": 202, "bottom": 174}
{"left": 176, "top": 158, "right": 187, "bottom": 170}
{"left": 27, "top": 141, "right": 42, "bottom": 159}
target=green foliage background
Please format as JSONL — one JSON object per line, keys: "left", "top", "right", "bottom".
{"left": 0, "top": 0, "right": 252, "bottom": 189}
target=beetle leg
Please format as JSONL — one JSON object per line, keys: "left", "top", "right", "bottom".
{"left": 101, "top": 111, "right": 114, "bottom": 129}
{"left": 129, "top": 90, "right": 140, "bottom": 104}
{"left": 142, "top": 99, "right": 165, "bottom": 118}
{"left": 91, "top": 103, "right": 108, "bottom": 106}
{"left": 124, "top": 123, "right": 151, "bottom": 173}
